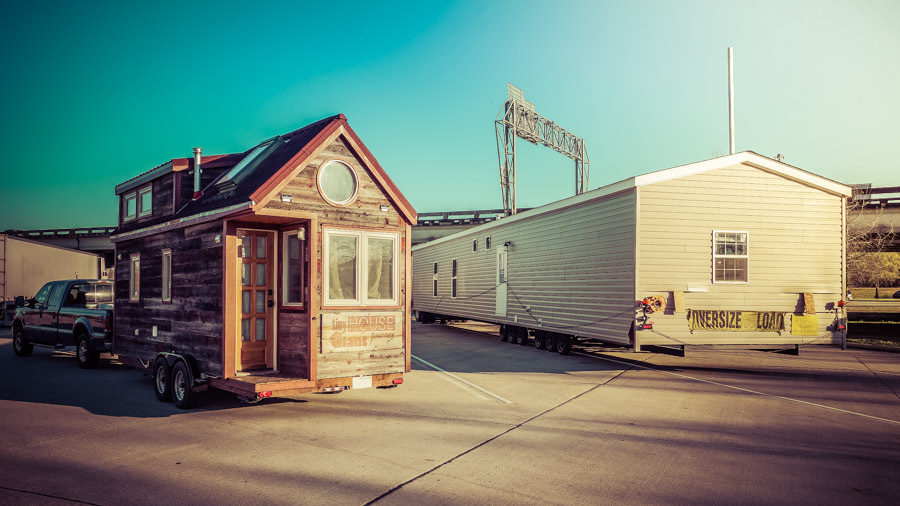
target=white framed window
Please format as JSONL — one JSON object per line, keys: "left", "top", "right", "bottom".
{"left": 161, "top": 249, "right": 172, "bottom": 303}
{"left": 451, "top": 259, "right": 458, "bottom": 298}
{"left": 323, "top": 228, "right": 399, "bottom": 306}
{"left": 317, "top": 160, "right": 359, "bottom": 207}
{"left": 138, "top": 185, "right": 152, "bottom": 217}
{"left": 282, "top": 228, "right": 306, "bottom": 308}
{"left": 124, "top": 192, "right": 137, "bottom": 221}
{"left": 129, "top": 254, "right": 141, "bottom": 302}
{"left": 432, "top": 262, "right": 438, "bottom": 297}
{"left": 713, "top": 230, "right": 749, "bottom": 283}
{"left": 473, "top": 239, "right": 478, "bottom": 252}
{"left": 485, "top": 236, "right": 492, "bottom": 250}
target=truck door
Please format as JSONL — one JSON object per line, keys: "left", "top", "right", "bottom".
{"left": 39, "top": 281, "right": 66, "bottom": 345}
{"left": 23, "top": 281, "right": 59, "bottom": 345}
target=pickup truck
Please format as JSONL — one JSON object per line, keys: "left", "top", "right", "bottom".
{"left": 11, "top": 279, "right": 114, "bottom": 368}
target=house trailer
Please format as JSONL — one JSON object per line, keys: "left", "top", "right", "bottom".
{"left": 1, "top": 234, "right": 104, "bottom": 325}
{"left": 412, "top": 152, "right": 852, "bottom": 352}
{"left": 111, "top": 114, "right": 416, "bottom": 407}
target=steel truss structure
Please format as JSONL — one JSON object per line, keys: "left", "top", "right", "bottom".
{"left": 495, "top": 83, "right": 590, "bottom": 216}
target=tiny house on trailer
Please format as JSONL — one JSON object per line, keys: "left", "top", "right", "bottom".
{"left": 412, "top": 152, "right": 852, "bottom": 353}
{"left": 111, "top": 114, "right": 416, "bottom": 408}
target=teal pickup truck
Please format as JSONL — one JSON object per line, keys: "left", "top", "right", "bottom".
{"left": 12, "top": 279, "right": 114, "bottom": 368}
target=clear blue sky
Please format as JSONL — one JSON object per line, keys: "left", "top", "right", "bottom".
{"left": 1, "top": 0, "right": 898, "bottom": 230}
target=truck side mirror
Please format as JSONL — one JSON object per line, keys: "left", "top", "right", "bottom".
{"left": 15, "top": 296, "right": 25, "bottom": 307}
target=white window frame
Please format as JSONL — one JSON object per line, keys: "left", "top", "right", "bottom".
{"left": 473, "top": 239, "right": 478, "bottom": 253}
{"left": 485, "top": 236, "right": 492, "bottom": 251}
{"left": 432, "top": 262, "right": 438, "bottom": 297}
{"left": 281, "top": 228, "right": 306, "bottom": 309}
{"left": 124, "top": 192, "right": 137, "bottom": 222}
{"left": 161, "top": 249, "right": 172, "bottom": 303}
{"left": 451, "top": 258, "right": 458, "bottom": 298}
{"left": 138, "top": 185, "right": 152, "bottom": 217}
{"left": 712, "top": 230, "right": 749, "bottom": 284}
{"left": 322, "top": 228, "right": 399, "bottom": 307}
{"left": 129, "top": 254, "right": 141, "bottom": 302}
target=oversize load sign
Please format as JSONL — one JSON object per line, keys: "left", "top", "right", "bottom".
{"left": 688, "top": 310, "right": 785, "bottom": 332}
{"left": 321, "top": 311, "right": 402, "bottom": 352}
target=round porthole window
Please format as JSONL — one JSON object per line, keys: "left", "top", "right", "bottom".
{"left": 317, "top": 160, "right": 359, "bottom": 206}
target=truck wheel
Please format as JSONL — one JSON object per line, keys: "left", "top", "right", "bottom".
{"left": 12, "top": 326, "right": 33, "bottom": 357}
{"left": 516, "top": 327, "right": 529, "bottom": 345}
{"left": 534, "top": 330, "right": 547, "bottom": 350}
{"left": 556, "top": 334, "right": 572, "bottom": 355}
{"left": 546, "top": 332, "right": 558, "bottom": 352}
{"left": 171, "top": 360, "right": 198, "bottom": 409}
{"left": 499, "top": 325, "right": 509, "bottom": 342}
{"left": 76, "top": 334, "right": 99, "bottom": 369}
{"left": 153, "top": 357, "right": 172, "bottom": 402}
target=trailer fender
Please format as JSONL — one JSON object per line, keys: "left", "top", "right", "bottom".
{"left": 156, "top": 352, "right": 202, "bottom": 387}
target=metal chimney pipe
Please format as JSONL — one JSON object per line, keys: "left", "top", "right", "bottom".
{"left": 728, "top": 47, "right": 735, "bottom": 155}
{"left": 192, "top": 147, "right": 203, "bottom": 200}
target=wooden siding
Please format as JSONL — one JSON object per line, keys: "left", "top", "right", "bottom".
{"left": 114, "top": 220, "right": 224, "bottom": 373}
{"left": 264, "top": 136, "right": 408, "bottom": 380}
{"left": 413, "top": 190, "right": 637, "bottom": 343}
{"left": 635, "top": 163, "right": 845, "bottom": 346}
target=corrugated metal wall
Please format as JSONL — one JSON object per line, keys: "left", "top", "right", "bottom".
{"left": 635, "top": 163, "right": 845, "bottom": 346}
{"left": 1, "top": 235, "right": 102, "bottom": 300}
{"left": 413, "top": 189, "right": 637, "bottom": 343}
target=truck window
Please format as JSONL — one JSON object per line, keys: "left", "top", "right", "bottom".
{"left": 33, "top": 282, "right": 53, "bottom": 305}
{"left": 64, "top": 285, "right": 87, "bottom": 307}
{"left": 86, "top": 284, "right": 113, "bottom": 304}
{"left": 47, "top": 282, "right": 66, "bottom": 310}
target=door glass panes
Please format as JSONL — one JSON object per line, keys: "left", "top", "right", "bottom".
{"left": 256, "top": 236, "right": 267, "bottom": 259}
{"left": 241, "top": 318, "right": 250, "bottom": 341}
{"left": 256, "top": 291, "right": 266, "bottom": 313}
{"left": 242, "top": 264, "right": 251, "bottom": 286}
{"left": 328, "top": 234, "right": 357, "bottom": 300}
{"left": 256, "top": 319, "right": 266, "bottom": 341}
{"left": 241, "top": 235, "right": 251, "bottom": 258}
{"left": 256, "top": 263, "right": 267, "bottom": 286}
{"left": 367, "top": 237, "right": 394, "bottom": 300}
{"left": 242, "top": 291, "right": 250, "bottom": 313}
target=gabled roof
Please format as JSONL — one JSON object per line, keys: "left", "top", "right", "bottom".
{"left": 112, "top": 114, "right": 417, "bottom": 240}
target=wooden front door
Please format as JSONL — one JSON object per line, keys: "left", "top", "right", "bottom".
{"left": 238, "top": 230, "right": 274, "bottom": 371}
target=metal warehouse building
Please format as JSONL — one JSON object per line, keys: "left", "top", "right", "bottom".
{"left": 412, "top": 151, "right": 852, "bottom": 351}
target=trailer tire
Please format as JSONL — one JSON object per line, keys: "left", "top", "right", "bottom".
{"left": 76, "top": 334, "right": 99, "bottom": 369}
{"left": 12, "top": 326, "right": 33, "bottom": 357}
{"left": 171, "top": 360, "right": 198, "bottom": 409}
{"left": 534, "top": 330, "right": 547, "bottom": 350}
{"left": 556, "top": 334, "right": 572, "bottom": 355}
{"left": 153, "top": 357, "right": 172, "bottom": 402}
{"left": 499, "top": 325, "right": 509, "bottom": 342}
{"left": 516, "top": 327, "right": 529, "bottom": 345}
{"left": 546, "top": 332, "right": 558, "bottom": 352}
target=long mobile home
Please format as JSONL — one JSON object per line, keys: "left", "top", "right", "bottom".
{"left": 412, "top": 152, "right": 852, "bottom": 352}
{"left": 111, "top": 114, "right": 416, "bottom": 407}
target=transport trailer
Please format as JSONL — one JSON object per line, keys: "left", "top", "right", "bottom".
{"left": 412, "top": 152, "right": 852, "bottom": 353}
{"left": 111, "top": 114, "right": 416, "bottom": 408}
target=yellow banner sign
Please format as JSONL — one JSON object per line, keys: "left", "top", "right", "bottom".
{"left": 688, "top": 310, "right": 785, "bottom": 332}
{"left": 320, "top": 311, "right": 403, "bottom": 353}
{"left": 791, "top": 314, "right": 819, "bottom": 336}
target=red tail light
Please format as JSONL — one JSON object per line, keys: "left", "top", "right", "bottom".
{"left": 392, "top": 378, "right": 403, "bottom": 385}
{"left": 837, "top": 300, "right": 846, "bottom": 307}
{"left": 258, "top": 391, "right": 272, "bottom": 398}
{"left": 103, "top": 315, "right": 113, "bottom": 332}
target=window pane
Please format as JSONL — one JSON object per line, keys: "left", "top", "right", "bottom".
{"left": 256, "top": 318, "right": 266, "bottom": 341}
{"left": 286, "top": 235, "right": 303, "bottom": 304}
{"left": 452, "top": 278, "right": 457, "bottom": 298}
{"left": 256, "top": 235, "right": 266, "bottom": 259}
{"left": 242, "top": 291, "right": 250, "bottom": 313}
{"left": 126, "top": 197, "right": 136, "bottom": 217}
{"left": 256, "top": 291, "right": 266, "bottom": 313}
{"left": 140, "top": 190, "right": 152, "bottom": 214}
{"left": 452, "top": 259, "right": 457, "bottom": 277}
{"left": 367, "top": 237, "right": 394, "bottom": 300}
{"left": 320, "top": 161, "right": 358, "bottom": 204}
{"left": 242, "top": 263, "right": 251, "bottom": 286}
{"left": 240, "top": 235, "right": 251, "bottom": 258}
{"left": 328, "top": 235, "right": 357, "bottom": 300}
{"left": 433, "top": 279, "right": 438, "bottom": 297}
{"left": 256, "top": 263, "right": 267, "bottom": 286}
{"left": 241, "top": 318, "right": 250, "bottom": 341}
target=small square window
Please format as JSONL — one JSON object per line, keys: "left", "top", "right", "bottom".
{"left": 138, "top": 186, "right": 152, "bottom": 217}
{"left": 713, "top": 231, "right": 749, "bottom": 283}
{"left": 124, "top": 193, "right": 137, "bottom": 221}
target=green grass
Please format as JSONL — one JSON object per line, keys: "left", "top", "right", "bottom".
{"left": 849, "top": 287, "right": 900, "bottom": 300}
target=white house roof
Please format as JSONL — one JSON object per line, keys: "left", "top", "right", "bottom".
{"left": 414, "top": 151, "right": 852, "bottom": 251}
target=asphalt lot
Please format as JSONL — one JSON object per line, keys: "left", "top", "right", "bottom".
{"left": 1, "top": 323, "right": 899, "bottom": 505}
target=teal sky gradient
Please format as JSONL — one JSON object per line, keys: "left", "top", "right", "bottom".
{"left": 2, "top": 0, "right": 898, "bottom": 230}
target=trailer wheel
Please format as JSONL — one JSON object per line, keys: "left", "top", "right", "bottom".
{"left": 556, "top": 334, "right": 572, "bottom": 355}
{"left": 171, "top": 360, "right": 198, "bottom": 409}
{"left": 76, "top": 333, "right": 99, "bottom": 369}
{"left": 153, "top": 357, "right": 172, "bottom": 402}
{"left": 12, "top": 326, "right": 33, "bottom": 357}
{"left": 534, "top": 330, "right": 547, "bottom": 350}
{"left": 499, "top": 325, "right": 509, "bottom": 342}
{"left": 546, "top": 332, "right": 558, "bottom": 352}
{"left": 516, "top": 327, "right": 529, "bottom": 345}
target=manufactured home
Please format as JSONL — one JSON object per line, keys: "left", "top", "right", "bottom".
{"left": 111, "top": 114, "right": 416, "bottom": 407}
{"left": 412, "top": 152, "right": 852, "bottom": 352}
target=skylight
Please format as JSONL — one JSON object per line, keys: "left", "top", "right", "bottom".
{"left": 218, "top": 136, "right": 277, "bottom": 184}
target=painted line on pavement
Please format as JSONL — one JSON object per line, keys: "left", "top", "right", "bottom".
{"left": 573, "top": 351, "right": 900, "bottom": 427}
{"left": 412, "top": 354, "right": 512, "bottom": 404}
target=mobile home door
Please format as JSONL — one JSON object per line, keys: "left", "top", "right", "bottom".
{"left": 495, "top": 247, "right": 507, "bottom": 316}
